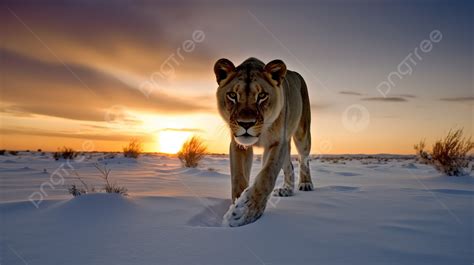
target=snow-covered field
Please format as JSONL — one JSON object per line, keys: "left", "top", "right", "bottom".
{"left": 1, "top": 152, "right": 472, "bottom": 265}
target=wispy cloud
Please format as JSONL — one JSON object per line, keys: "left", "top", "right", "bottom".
{"left": 390, "top": 94, "right": 416, "bottom": 99}
{"left": 339, "top": 91, "right": 363, "bottom": 96}
{"left": 0, "top": 127, "right": 153, "bottom": 142}
{"left": 160, "top": 128, "right": 204, "bottom": 133}
{"left": 340, "top": 91, "right": 415, "bottom": 100}
{"left": 439, "top": 96, "right": 474, "bottom": 102}
{"left": 361, "top": 97, "right": 408, "bottom": 102}
{"left": 0, "top": 105, "right": 35, "bottom": 118}
{"left": 0, "top": 1, "right": 214, "bottom": 85}
{"left": 1, "top": 51, "right": 213, "bottom": 122}
{"left": 0, "top": 0, "right": 216, "bottom": 124}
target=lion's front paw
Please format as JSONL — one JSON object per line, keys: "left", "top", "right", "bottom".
{"left": 298, "top": 182, "right": 314, "bottom": 191}
{"left": 273, "top": 186, "right": 294, "bottom": 197}
{"left": 222, "top": 188, "right": 264, "bottom": 227}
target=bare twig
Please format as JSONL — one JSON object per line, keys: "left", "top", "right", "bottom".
{"left": 72, "top": 170, "right": 90, "bottom": 192}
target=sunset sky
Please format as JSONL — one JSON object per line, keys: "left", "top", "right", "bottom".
{"left": 1, "top": 0, "right": 472, "bottom": 154}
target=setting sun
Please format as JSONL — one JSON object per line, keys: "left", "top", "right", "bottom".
{"left": 158, "top": 131, "right": 192, "bottom": 154}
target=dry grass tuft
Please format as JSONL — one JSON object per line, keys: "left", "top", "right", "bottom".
{"left": 68, "top": 184, "right": 86, "bottom": 197}
{"left": 431, "top": 129, "right": 473, "bottom": 176}
{"left": 68, "top": 163, "right": 128, "bottom": 197}
{"left": 123, "top": 138, "right": 143, "bottom": 158}
{"left": 94, "top": 163, "right": 128, "bottom": 195}
{"left": 414, "top": 129, "right": 473, "bottom": 176}
{"left": 53, "top": 147, "right": 77, "bottom": 160}
{"left": 414, "top": 139, "right": 431, "bottom": 164}
{"left": 178, "top": 136, "right": 208, "bottom": 168}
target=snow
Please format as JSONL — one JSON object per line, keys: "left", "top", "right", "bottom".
{"left": 0, "top": 152, "right": 472, "bottom": 265}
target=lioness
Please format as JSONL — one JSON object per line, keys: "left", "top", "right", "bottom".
{"left": 215, "top": 57, "right": 313, "bottom": 227}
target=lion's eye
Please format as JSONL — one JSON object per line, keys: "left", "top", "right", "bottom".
{"left": 227, "top": 92, "right": 237, "bottom": 103}
{"left": 257, "top": 92, "right": 268, "bottom": 103}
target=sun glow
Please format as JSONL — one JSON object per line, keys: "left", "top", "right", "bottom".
{"left": 158, "top": 131, "right": 193, "bottom": 154}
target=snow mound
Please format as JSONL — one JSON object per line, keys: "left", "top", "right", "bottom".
{"left": 47, "top": 193, "right": 136, "bottom": 219}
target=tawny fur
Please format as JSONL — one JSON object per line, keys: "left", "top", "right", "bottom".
{"left": 215, "top": 57, "right": 313, "bottom": 226}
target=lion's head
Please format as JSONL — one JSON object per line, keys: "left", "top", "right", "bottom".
{"left": 215, "top": 58, "right": 287, "bottom": 147}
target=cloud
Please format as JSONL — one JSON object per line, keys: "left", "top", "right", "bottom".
{"left": 81, "top": 124, "right": 114, "bottom": 130}
{"left": 439, "top": 97, "right": 474, "bottom": 102}
{"left": 1, "top": 104, "right": 105, "bottom": 122}
{"left": 160, "top": 128, "right": 204, "bottom": 133}
{"left": 339, "top": 92, "right": 415, "bottom": 100}
{"left": 361, "top": 97, "right": 408, "bottom": 102}
{"left": 339, "top": 91, "right": 363, "bottom": 96}
{"left": 0, "top": 0, "right": 214, "bottom": 82}
{"left": 395, "top": 94, "right": 416, "bottom": 98}
{"left": 0, "top": 0, "right": 218, "bottom": 123}
{"left": 0, "top": 127, "right": 154, "bottom": 142}
{"left": 1, "top": 51, "right": 213, "bottom": 122}
{"left": 0, "top": 105, "right": 35, "bottom": 118}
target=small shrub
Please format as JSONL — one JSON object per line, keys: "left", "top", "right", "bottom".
{"left": 431, "top": 129, "right": 473, "bottom": 176}
{"left": 123, "top": 138, "right": 142, "bottom": 158}
{"left": 68, "top": 184, "right": 86, "bottom": 197}
{"left": 53, "top": 147, "right": 77, "bottom": 160}
{"left": 415, "top": 129, "right": 473, "bottom": 176}
{"left": 105, "top": 153, "right": 116, "bottom": 159}
{"left": 69, "top": 163, "right": 127, "bottom": 197}
{"left": 177, "top": 136, "right": 208, "bottom": 168}
{"left": 414, "top": 140, "right": 430, "bottom": 164}
{"left": 0, "top": 150, "right": 5, "bottom": 155}
{"left": 94, "top": 163, "right": 128, "bottom": 195}
{"left": 71, "top": 169, "right": 91, "bottom": 194}
{"left": 8, "top": 150, "right": 18, "bottom": 156}
{"left": 104, "top": 184, "right": 128, "bottom": 195}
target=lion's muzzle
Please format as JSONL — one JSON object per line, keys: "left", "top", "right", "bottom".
{"left": 234, "top": 119, "right": 259, "bottom": 146}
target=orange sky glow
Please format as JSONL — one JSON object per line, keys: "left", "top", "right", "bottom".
{"left": 0, "top": 1, "right": 472, "bottom": 155}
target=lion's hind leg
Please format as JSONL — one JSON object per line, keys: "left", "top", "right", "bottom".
{"left": 294, "top": 124, "right": 313, "bottom": 191}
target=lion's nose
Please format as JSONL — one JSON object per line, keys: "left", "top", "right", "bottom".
{"left": 238, "top": 121, "right": 256, "bottom": 130}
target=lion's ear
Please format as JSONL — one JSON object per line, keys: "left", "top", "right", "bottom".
{"left": 214, "top": 58, "right": 235, "bottom": 85}
{"left": 264, "top": 59, "right": 287, "bottom": 86}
